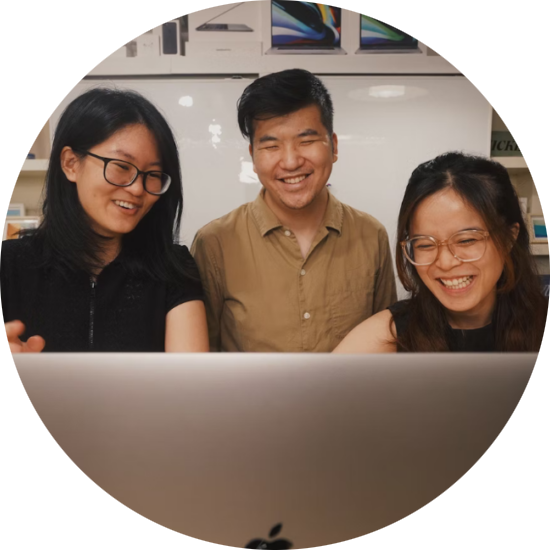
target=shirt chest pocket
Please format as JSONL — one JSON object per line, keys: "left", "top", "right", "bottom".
{"left": 327, "top": 266, "right": 375, "bottom": 342}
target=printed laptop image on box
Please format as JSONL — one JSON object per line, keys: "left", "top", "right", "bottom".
{"left": 356, "top": 15, "right": 420, "bottom": 54}
{"left": 266, "top": 1, "right": 346, "bottom": 55}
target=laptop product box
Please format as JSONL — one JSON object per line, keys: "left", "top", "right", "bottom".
{"left": 262, "top": 0, "right": 349, "bottom": 55}
{"left": 506, "top": 7, "right": 550, "bottom": 56}
{"left": 4, "top": 27, "right": 50, "bottom": 59}
{"left": 185, "top": 41, "right": 262, "bottom": 58}
{"left": 346, "top": 0, "right": 428, "bottom": 55}
{"left": 188, "top": 0, "right": 262, "bottom": 42}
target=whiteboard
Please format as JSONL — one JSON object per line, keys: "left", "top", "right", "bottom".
{"left": 51, "top": 76, "right": 491, "bottom": 296}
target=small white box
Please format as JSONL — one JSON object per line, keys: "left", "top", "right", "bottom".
{"left": 506, "top": 8, "right": 550, "bottom": 56}
{"left": 185, "top": 41, "right": 262, "bottom": 58}
{"left": 188, "top": 0, "right": 262, "bottom": 43}
{"left": 4, "top": 30, "right": 50, "bottom": 59}
{"left": 136, "top": 34, "right": 160, "bottom": 57}
{"left": 61, "top": 46, "right": 128, "bottom": 59}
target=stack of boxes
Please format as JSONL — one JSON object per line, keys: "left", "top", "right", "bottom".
{"left": 61, "top": 15, "right": 130, "bottom": 59}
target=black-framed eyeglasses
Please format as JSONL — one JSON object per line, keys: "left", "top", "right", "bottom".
{"left": 401, "top": 229, "right": 491, "bottom": 266}
{"left": 79, "top": 151, "right": 171, "bottom": 196}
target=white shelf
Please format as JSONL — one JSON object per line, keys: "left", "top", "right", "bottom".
{"left": 531, "top": 243, "right": 549, "bottom": 256}
{"left": 493, "top": 157, "right": 550, "bottom": 174}
{"left": 0, "top": 57, "right": 171, "bottom": 78}
{"left": 0, "top": 159, "right": 48, "bottom": 177}
{"left": 88, "top": 51, "right": 461, "bottom": 77}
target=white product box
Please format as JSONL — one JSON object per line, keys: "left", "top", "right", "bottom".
{"left": 132, "top": 34, "right": 160, "bottom": 57}
{"left": 61, "top": 46, "right": 128, "bottom": 59}
{"left": 4, "top": 30, "right": 50, "bottom": 59}
{"left": 506, "top": 7, "right": 550, "bottom": 56}
{"left": 188, "top": 0, "right": 262, "bottom": 42}
{"left": 185, "top": 41, "right": 262, "bottom": 58}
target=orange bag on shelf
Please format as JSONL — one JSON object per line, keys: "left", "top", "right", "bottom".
{"left": 0, "top": 111, "right": 25, "bottom": 153}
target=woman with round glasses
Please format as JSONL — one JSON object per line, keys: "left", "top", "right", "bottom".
{"left": 335, "top": 151, "right": 547, "bottom": 353}
{"left": 2, "top": 88, "right": 209, "bottom": 352}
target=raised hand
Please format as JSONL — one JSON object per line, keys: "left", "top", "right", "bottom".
{"left": 5, "top": 320, "right": 45, "bottom": 353}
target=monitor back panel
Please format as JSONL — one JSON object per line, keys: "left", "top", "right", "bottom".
{"left": 15, "top": 353, "right": 536, "bottom": 548}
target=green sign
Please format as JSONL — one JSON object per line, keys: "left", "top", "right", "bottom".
{"left": 491, "top": 131, "right": 522, "bottom": 157}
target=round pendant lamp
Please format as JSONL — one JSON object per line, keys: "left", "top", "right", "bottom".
{"left": 403, "top": 0, "right": 548, "bottom": 32}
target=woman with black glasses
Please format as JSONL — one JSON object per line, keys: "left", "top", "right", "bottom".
{"left": 2, "top": 88, "right": 209, "bottom": 352}
{"left": 334, "top": 152, "right": 547, "bottom": 352}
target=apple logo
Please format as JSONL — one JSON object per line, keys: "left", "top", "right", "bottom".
{"left": 245, "top": 522, "right": 293, "bottom": 549}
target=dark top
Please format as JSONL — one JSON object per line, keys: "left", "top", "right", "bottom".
{"left": 388, "top": 299, "right": 495, "bottom": 352}
{"left": 1, "top": 237, "right": 204, "bottom": 352}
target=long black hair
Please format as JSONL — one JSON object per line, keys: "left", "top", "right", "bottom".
{"left": 395, "top": 151, "right": 547, "bottom": 352}
{"left": 35, "top": 87, "right": 195, "bottom": 282}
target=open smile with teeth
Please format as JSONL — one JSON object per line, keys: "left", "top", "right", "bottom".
{"left": 281, "top": 174, "right": 309, "bottom": 184}
{"left": 438, "top": 276, "right": 474, "bottom": 290}
{"left": 114, "top": 200, "right": 139, "bottom": 210}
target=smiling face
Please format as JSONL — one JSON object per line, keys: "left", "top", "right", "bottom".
{"left": 249, "top": 104, "right": 338, "bottom": 214}
{"left": 61, "top": 124, "right": 161, "bottom": 243}
{"left": 410, "top": 188, "right": 507, "bottom": 327}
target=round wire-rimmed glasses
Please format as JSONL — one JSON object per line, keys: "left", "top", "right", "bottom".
{"left": 80, "top": 150, "right": 172, "bottom": 196}
{"left": 401, "top": 229, "right": 491, "bottom": 266}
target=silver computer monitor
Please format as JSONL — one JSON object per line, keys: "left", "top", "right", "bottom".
{"left": 0, "top": 354, "right": 550, "bottom": 550}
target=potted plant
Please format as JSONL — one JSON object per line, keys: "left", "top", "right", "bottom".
{"left": 527, "top": 98, "right": 550, "bottom": 157}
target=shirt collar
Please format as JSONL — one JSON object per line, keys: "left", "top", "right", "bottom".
{"left": 323, "top": 189, "right": 343, "bottom": 234}
{"left": 251, "top": 188, "right": 343, "bottom": 237}
{"left": 250, "top": 190, "right": 283, "bottom": 236}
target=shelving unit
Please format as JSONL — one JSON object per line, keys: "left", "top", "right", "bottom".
{"left": 532, "top": 243, "right": 549, "bottom": 256}
{"left": 0, "top": 54, "right": 550, "bottom": 269}
{"left": 88, "top": 48, "right": 460, "bottom": 78}
{"left": 493, "top": 157, "right": 550, "bottom": 174}
{"left": 0, "top": 159, "right": 48, "bottom": 177}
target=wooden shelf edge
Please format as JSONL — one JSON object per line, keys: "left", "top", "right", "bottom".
{"left": 492, "top": 157, "right": 550, "bottom": 173}
{"left": 0, "top": 159, "right": 48, "bottom": 177}
{"left": 531, "top": 243, "right": 549, "bottom": 256}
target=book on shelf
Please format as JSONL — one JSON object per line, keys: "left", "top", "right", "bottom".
{"left": 540, "top": 275, "right": 550, "bottom": 297}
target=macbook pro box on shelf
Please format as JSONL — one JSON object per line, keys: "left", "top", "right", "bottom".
{"left": 266, "top": 1, "right": 346, "bottom": 55}
{"left": 187, "top": 0, "right": 262, "bottom": 43}
{"left": 356, "top": 14, "right": 421, "bottom": 54}
{"left": 15, "top": 352, "right": 535, "bottom": 548}
{"left": 195, "top": 2, "right": 254, "bottom": 32}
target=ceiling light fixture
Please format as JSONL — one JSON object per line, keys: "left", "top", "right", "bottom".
{"left": 403, "top": 0, "right": 548, "bottom": 32}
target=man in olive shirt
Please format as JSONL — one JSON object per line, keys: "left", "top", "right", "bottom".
{"left": 191, "top": 69, "right": 396, "bottom": 352}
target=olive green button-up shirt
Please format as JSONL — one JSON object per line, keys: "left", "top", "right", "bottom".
{"left": 191, "top": 191, "right": 397, "bottom": 352}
